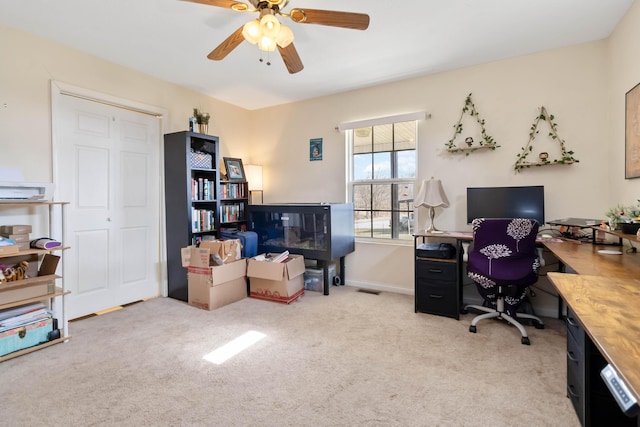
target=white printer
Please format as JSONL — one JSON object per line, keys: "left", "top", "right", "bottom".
{"left": 0, "top": 182, "right": 54, "bottom": 202}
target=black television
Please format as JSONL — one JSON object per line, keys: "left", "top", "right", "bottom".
{"left": 466, "top": 185, "right": 545, "bottom": 225}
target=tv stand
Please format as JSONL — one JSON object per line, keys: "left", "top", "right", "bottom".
{"left": 248, "top": 203, "right": 354, "bottom": 295}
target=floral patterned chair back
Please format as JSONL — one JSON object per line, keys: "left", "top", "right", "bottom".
{"left": 467, "top": 218, "right": 540, "bottom": 317}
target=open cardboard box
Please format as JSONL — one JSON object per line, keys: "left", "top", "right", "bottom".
{"left": 181, "top": 246, "right": 246, "bottom": 311}
{"left": 246, "top": 254, "right": 305, "bottom": 304}
{"left": 0, "top": 254, "right": 59, "bottom": 305}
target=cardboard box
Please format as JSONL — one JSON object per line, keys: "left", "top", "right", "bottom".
{"left": 182, "top": 239, "right": 242, "bottom": 267}
{"left": 0, "top": 245, "right": 19, "bottom": 256}
{"left": 0, "top": 233, "right": 30, "bottom": 243}
{"left": 247, "top": 254, "right": 305, "bottom": 304}
{"left": 0, "top": 282, "right": 55, "bottom": 305}
{"left": 187, "top": 263, "right": 247, "bottom": 311}
{"left": 182, "top": 246, "right": 247, "bottom": 311}
{"left": 0, "top": 225, "right": 32, "bottom": 235}
{"left": 0, "top": 254, "right": 38, "bottom": 278}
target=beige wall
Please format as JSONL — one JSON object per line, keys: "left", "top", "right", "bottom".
{"left": 0, "top": 24, "right": 253, "bottom": 182}
{"left": 608, "top": 0, "right": 640, "bottom": 203}
{"left": 250, "top": 41, "right": 612, "bottom": 301}
{"left": 2, "top": 2, "right": 640, "bottom": 310}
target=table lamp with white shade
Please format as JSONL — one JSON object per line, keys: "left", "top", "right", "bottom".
{"left": 244, "top": 164, "right": 263, "bottom": 204}
{"left": 415, "top": 177, "right": 450, "bottom": 233}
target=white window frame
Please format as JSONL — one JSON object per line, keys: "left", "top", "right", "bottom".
{"left": 343, "top": 112, "right": 425, "bottom": 241}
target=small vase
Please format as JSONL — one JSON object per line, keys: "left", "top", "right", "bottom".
{"left": 198, "top": 124, "right": 208, "bottom": 134}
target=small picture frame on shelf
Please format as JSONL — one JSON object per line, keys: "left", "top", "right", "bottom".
{"left": 223, "top": 157, "right": 246, "bottom": 182}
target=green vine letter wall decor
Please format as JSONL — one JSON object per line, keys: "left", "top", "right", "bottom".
{"left": 445, "top": 93, "right": 499, "bottom": 155}
{"left": 514, "top": 106, "right": 579, "bottom": 172}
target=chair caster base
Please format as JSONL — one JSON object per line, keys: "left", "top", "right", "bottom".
{"left": 534, "top": 322, "right": 544, "bottom": 330}
{"left": 521, "top": 336, "right": 530, "bottom": 345}
{"left": 469, "top": 325, "right": 477, "bottom": 333}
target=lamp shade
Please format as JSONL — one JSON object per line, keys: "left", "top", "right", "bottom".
{"left": 245, "top": 164, "right": 263, "bottom": 191}
{"left": 260, "top": 14, "right": 280, "bottom": 39}
{"left": 242, "top": 19, "right": 261, "bottom": 45}
{"left": 415, "top": 177, "right": 449, "bottom": 208}
{"left": 276, "top": 24, "right": 294, "bottom": 48}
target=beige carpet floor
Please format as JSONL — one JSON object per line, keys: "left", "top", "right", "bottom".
{"left": 0, "top": 285, "right": 579, "bottom": 426}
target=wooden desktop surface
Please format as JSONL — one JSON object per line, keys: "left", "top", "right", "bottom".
{"left": 547, "top": 272, "right": 640, "bottom": 402}
{"left": 543, "top": 240, "right": 640, "bottom": 279}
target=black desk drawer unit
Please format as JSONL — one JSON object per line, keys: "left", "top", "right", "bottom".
{"left": 415, "top": 259, "right": 459, "bottom": 319}
{"left": 566, "top": 312, "right": 585, "bottom": 426}
{"left": 565, "top": 308, "right": 638, "bottom": 427}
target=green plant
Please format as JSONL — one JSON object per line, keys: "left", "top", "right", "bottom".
{"left": 605, "top": 201, "right": 640, "bottom": 228}
{"left": 515, "top": 106, "right": 579, "bottom": 172}
{"left": 192, "top": 108, "right": 210, "bottom": 125}
{"left": 624, "top": 200, "right": 640, "bottom": 220}
{"left": 445, "top": 93, "right": 499, "bottom": 155}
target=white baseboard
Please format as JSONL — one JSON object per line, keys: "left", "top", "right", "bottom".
{"left": 345, "top": 280, "right": 559, "bottom": 319}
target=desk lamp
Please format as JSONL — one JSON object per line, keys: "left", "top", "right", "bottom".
{"left": 415, "top": 177, "right": 449, "bottom": 233}
{"left": 245, "top": 164, "right": 263, "bottom": 204}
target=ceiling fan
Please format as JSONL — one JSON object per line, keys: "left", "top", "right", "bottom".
{"left": 185, "top": 0, "right": 370, "bottom": 74}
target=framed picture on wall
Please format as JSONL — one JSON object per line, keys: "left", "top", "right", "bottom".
{"left": 310, "top": 138, "right": 323, "bottom": 161}
{"left": 223, "top": 157, "right": 246, "bottom": 182}
{"left": 625, "top": 82, "right": 640, "bottom": 179}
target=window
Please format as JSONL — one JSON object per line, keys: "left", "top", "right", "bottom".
{"left": 347, "top": 120, "right": 417, "bottom": 240}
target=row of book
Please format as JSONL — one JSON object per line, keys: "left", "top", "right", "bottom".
{"left": 220, "top": 203, "right": 245, "bottom": 224}
{"left": 191, "top": 177, "right": 216, "bottom": 201}
{"left": 220, "top": 183, "right": 246, "bottom": 199}
{"left": 191, "top": 179, "right": 248, "bottom": 201}
{"left": 192, "top": 208, "right": 216, "bottom": 232}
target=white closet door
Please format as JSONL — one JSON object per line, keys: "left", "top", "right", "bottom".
{"left": 54, "top": 93, "right": 160, "bottom": 319}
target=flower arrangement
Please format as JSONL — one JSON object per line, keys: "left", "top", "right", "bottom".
{"left": 605, "top": 200, "right": 640, "bottom": 229}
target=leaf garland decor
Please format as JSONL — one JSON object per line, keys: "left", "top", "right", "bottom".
{"left": 514, "top": 106, "right": 579, "bottom": 172}
{"left": 445, "top": 93, "right": 499, "bottom": 155}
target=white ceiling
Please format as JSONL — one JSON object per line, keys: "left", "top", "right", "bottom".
{"left": 0, "top": 0, "right": 634, "bottom": 110}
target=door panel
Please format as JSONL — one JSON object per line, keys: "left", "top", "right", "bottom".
{"left": 54, "top": 93, "right": 160, "bottom": 319}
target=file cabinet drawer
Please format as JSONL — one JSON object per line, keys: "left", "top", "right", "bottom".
{"left": 415, "top": 277, "right": 458, "bottom": 319}
{"left": 416, "top": 259, "right": 457, "bottom": 282}
{"left": 566, "top": 307, "right": 584, "bottom": 348}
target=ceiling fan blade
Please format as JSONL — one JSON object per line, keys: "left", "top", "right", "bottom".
{"left": 207, "top": 26, "right": 245, "bottom": 60}
{"left": 278, "top": 43, "right": 304, "bottom": 74}
{"left": 183, "top": 0, "right": 249, "bottom": 9}
{"left": 288, "top": 8, "right": 369, "bottom": 30}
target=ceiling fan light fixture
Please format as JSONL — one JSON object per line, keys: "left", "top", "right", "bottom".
{"left": 259, "top": 14, "right": 280, "bottom": 38}
{"left": 242, "top": 19, "right": 261, "bottom": 44}
{"left": 257, "top": 35, "right": 277, "bottom": 52}
{"left": 275, "top": 24, "right": 294, "bottom": 48}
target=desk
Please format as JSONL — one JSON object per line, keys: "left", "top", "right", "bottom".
{"left": 548, "top": 273, "right": 640, "bottom": 426}
{"left": 415, "top": 231, "right": 640, "bottom": 425}
{"left": 591, "top": 226, "right": 640, "bottom": 245}
{"left": 544, "top": 237, "right": 640, "bottom": 426}
{"left": 543, "top": 240, "right": 640, "bottom": 279}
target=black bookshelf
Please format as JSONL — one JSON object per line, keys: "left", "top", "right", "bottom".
{"left": 164, "top": 131, "right": 220, "bottom": 301}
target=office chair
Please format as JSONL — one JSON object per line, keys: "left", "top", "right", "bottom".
{"left": 464, "top": 218, "right": 544, "bottom": 345}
